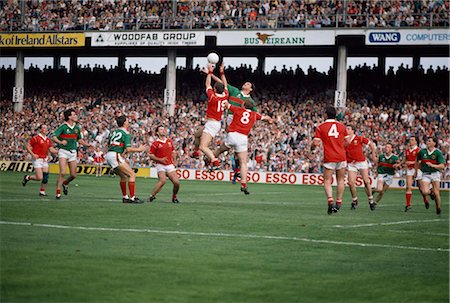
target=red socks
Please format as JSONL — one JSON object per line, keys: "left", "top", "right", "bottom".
{"left": 406, "top": 193, "right": 412, "bottom": 206}
{"left": 120, "top": 181, "right": 127, "bottom": 196}
{"left": 128, "top": 182, "right": 135, "bottom": 198}
{"left": 327, "top": 197, "right": 334, "bottom": 205}
{"left": 336, "top": 199, "right": 342, "bottom": 205}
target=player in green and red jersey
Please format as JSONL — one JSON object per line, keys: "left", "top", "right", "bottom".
{"left": 373, "top": 143, "right": 401, "bottom": 206}
{"left": 415, "top": 137, "right": 445, "bottom": 215}
{"left": 52, "top": 109, "right": 92, "bottom": 199}
{"left": 105, "top": 115, "right": 148, "bottom": 203}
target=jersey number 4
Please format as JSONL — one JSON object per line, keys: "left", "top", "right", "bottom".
{"left": 328, "top": 124, "right": 339, "bottom": 138}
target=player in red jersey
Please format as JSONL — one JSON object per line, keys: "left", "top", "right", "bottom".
{"left": 93, "top": 146, "right": 105, "bottom": 177}
{"left": 216, "top": 100, "right": 272, "bottom": 194}
{"left": 148, "top": 125, "right": 181, "bottom": 203}
{"left": 311, "top": 106, "right": 349, "bottom": 214}
{"left": 400, "top": 137, "right": 424, "bottom": 212}
{"left": 199, "top": 63, "right": 229, "bottom": 170}
{"left": 22, "top": 125, "right": 58, "bottom": 196}
{"left": 345, "top": 125, "right": 377, "bottom": 210}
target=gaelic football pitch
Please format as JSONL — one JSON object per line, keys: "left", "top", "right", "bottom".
{"left": 1, "top": 171, "right": 448, "bottom": 303}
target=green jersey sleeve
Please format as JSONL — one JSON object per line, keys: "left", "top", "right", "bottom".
{"left": 53, "top": 125, "right": 64, "bottom": 138}
{"left": 124, "top": 133, "right": 131, "bottom": 149}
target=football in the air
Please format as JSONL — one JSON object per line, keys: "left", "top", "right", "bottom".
{"left": 207, "top": 52, "right": 220, "bottom": 64}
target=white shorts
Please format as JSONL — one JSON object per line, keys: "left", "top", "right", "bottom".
{"left": 378, "top": 174, "right": 394, "bottom": 186}
{"left": 105, "top": 151, "right": 125, "bottom": 169}
{"left": 32, "top": 158, "right": 49, "bottom": 169}
{"left": 156, "top": 164, "right": 176, "bottom": 173}
{"left": 323, "top": 161, "right": 347, "bottom": 171}
{"left": 421, "top": 172, "right": 441, "bottom": 183}
{"left": 224, "top": 132, "right": 248, "bottom": 153}
{"left": 226, "top": 114, "right": 233, "bottom": 126}
{"left": 203, "top": 120, "right": 221, "bottom": 138}
{"left": 406, "top": 168, "right": 415, "bottom": 176}
{"left": 416, "top": 170, "right": 423, "bottom": 180}
{"left": 347, "top": 161, "right": 369, "bottom": 172}
{"left": 58, "top": 149, "right": 77, "bottom": 162}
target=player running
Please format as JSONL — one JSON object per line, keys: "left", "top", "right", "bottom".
{"left": 401, "top": 137, "right": 422, "bottom": 212}
{"left": 22, "top": 124, "right": 58, "bottom": 196}
{"left": 311, "top": 106, "right": 350, "bottom": 214}
{"left": 148, "top": 125, "right": 181, "bottom": 203}
{"left": 199, "top": 63, "right": 229, "bottom": 170}
{"left": 345, "top": 125, "right": 377, "bottom": 210}
{"left": 52, "top": 109, "right": 92, "bottom": 199}
{"left": 415, "top": 137, "right": 445, "bottom": 215}
{"left": 105, "top": 115, "right": 148, "bottom": 203}
{"left": 373, "top": 143, "right": 401, "bottom": 206}
{"left": 215, "top": 100, "right": 272, "bottom": 194}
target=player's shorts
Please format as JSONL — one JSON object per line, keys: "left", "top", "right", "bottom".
{"left": 203, "top": 120, "right": 221, "bottom": 138}
{"left": 378, "top": 174, "right": 394, "bottom": 186}
{"left": 105, "top": 151, "right": 125, "bottom": 169}
{"left": 347, "top": 160, "right": 368, "bottom": 172}
{"left": 406, "top": 168, "right": 417, "bottom": 177}
{"left": 224, "top": 132, "right": 248, "bottom": 153}
{"left": 415, "top": 169, "right": 423, "bottom": 180}
{"left": 58, "top": 149, "right": 77, "bottom": 162}
{"left": 32, "top": 158, "right": 48, "bottom": 169}
{"left": 156, "top": 164, "right": 176, "bottom": 174}
{"left": 421, "top": 172, "right": 441, "bottom": 183}
{"left": 323, "top": 161, "right": 347, "bottom": 171}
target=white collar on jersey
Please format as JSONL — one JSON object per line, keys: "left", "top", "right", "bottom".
{"left": 240, "top": 91, "right": 250, "bottom": 97}
{"left": 157, "top": 138, "right": 168, "bottom": 143}
{"left": 408, "top": 146, "right": 418, "bottom": 152}
{"left": 325, "top": 119, "right": 336, "bottom": 122}
{"left": 38, "top": 133, "right": 47, "bottom": 140}
{"left": 426, "top": 148, "right": 436, "bottom": 155}
{"left": 215, "top": 92, "right": 226, "bottom": 97}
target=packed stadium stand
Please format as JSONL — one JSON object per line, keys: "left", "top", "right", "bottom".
{"left": 1, "top": 63, "right": 448, "bottom": 178}
{"left": 1, "top": 0, "right": 448, "bottom": 32}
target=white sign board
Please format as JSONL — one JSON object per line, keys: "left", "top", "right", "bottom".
{"left": 366, "top": 29, "right": 450, "bottom": 45}
{"left": 12, "top": 86, "right": 24, "bottom": 103}
{"left": 217, "top": 30, "right": 335, "bottom": 46}
{"left": 334, "top": 90, "right": 347, "bottom": 108}
{"left": 91, "top": 32, "right": 205, "bottom": 47}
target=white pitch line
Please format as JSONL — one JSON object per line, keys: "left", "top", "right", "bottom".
{"left": 333, "top": 219, "right": 445, "bottom": 228}
{"left": 0, "top": 221, "right": 448, "bottom": 252}
{"left": 387, "top": 229, "right": 450, "bottom": 237}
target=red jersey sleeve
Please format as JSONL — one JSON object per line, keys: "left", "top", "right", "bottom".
{"left": 29, "top": 136, "right": 37, "bottom": 147}
{"left": 361, "top": 136, "right": 370, "bottom": 144}
{"left": 314, "top": 127, "right": 321, "bottom": 140}
{"left": 149, "top": 142, "right": 157, "bottom": 155}
{"left": 256, "top": 113, "right": 262, "bottom": 121}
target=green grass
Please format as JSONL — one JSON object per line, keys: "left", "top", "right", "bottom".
{"left": 1, "top": 171, "right": 448, "bottom": 303}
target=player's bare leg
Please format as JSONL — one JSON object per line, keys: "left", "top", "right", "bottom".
{"left": 116, "top": 162, "right": 140, "bottom": 203}
{"left": 237, "top": 151, "right": 249, "bottom": 194}
{"left": 405, "top": 175, "right": 414, "bottom": 211}
{"left": 347, "top": 170, "right": 358, "bottom": 209}
{"left": 149, "top": 171, "right": 167, "bottom": 202}
{"left": 375, "top": 182, "right": 390, "bottom": 204}
{"left": 360, "top": 168, "right": 374, "bottom": 206}
{"left": 167, "top": 170, "right": 181, "bottom": 203}
{"left": 114, "top": 168, "right": 129, "bottom": 202}
{"left": 431, "top": 180, "right": 441, "bottom": 215}
{"left": 199, "top": 132, "right": 219, "bottom": 169}
{"left": 335, "top": 167, "right": 346, "bottom": 210}
{"left": 61, "top": 160, "right": 77, "bottom": 196}
{"left": 56, "top": 157, "right": 68, "bottom": 199}
{"left": 417, "top": 179, "right": 430, "bottom": 207}
{"left": 192, "top": 126, "right": 204, "bottom": 158}
{"left": 96, "top": 164, "right": 101, "bottom": 177}
{"left": 323, "top": 168, "right": 335, "bottom": 214}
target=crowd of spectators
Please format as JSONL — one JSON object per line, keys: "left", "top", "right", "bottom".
{"left": 1, "top": 62, "right": 449, "bottom": 179}
{"left": 1, "top": 0, "right": 448, "bottom": 32}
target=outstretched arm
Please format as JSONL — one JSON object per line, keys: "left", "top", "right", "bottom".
{"left": 219, "top": 63, "right": 227, "bottom": 88}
